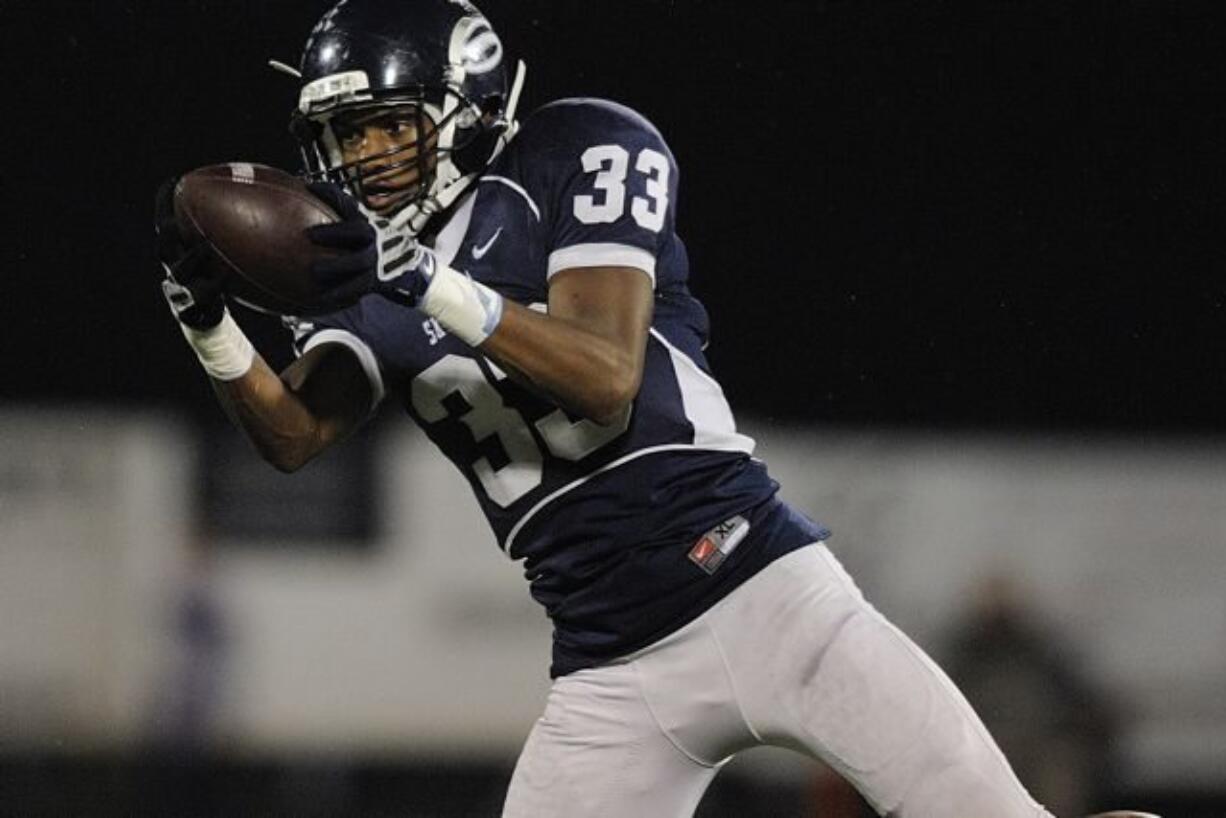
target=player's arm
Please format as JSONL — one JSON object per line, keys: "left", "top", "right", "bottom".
{"left": 479, "top": 265, "right": 652, "bottom": 426}
{"left": 447, "top": 113, "right": 675, "bottom": 424}
{"left": 208, "top": 343, "right": 371, "bottom": 472}
{"left": 304, "top": 182, "right": 653, "bottom": 426}
{"left": 173, "top": 318, "right": 372, "bottom": 473}
{"left": 156, "top": 178, "right": 370, "bottom": 472}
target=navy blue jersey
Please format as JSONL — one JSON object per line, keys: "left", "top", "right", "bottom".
{"left": 290, "top": 99, "right": 829, "bottom": 675}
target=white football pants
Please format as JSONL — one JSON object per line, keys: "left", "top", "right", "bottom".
{"left": 502, "top": 543, "right": 1053, "bottom": 818}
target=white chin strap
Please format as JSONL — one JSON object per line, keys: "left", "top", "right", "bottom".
{"left": 498, "top": 59, "right": 527, "bottom": 154}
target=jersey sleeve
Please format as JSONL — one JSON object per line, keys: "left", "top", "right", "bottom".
{"left": 283, "top": 298, "right": 401, "bottom": 412}
{"left": 518, "top": 100, "right": 680, "bottom": 286}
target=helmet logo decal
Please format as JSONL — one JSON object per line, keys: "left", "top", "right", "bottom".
{"left": 462, "top": 22, "right": 503, "bottom": 75}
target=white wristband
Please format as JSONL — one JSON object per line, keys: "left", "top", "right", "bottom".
{"left": 419, "top": 262, "right": 505, "bottom": 347}
{"left": 179, "top": 310, "right": 256, "bottom": 381}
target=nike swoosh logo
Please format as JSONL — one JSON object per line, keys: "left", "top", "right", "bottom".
{"left": 472, "top": 227, "right": 503, "bottom": 260}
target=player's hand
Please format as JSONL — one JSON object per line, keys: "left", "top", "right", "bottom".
{"left": 305, "top": 182, "right": 433, "bottom": 310}
{"left": 155, "top": 176, "right": 227, "bottom": 329}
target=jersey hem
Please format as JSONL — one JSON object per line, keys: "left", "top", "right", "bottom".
{"left": 547, "top": 499, "right": 828, "bottom": 678}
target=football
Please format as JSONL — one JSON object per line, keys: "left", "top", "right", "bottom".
{"left": 173, "top": 162, "right": 340, "bottom": 315}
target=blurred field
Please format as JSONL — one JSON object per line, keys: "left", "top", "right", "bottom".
{"left": 2, "top": 410, "right": 1224, "bottom": 815}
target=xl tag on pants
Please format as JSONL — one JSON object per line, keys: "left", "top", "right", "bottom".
{"left": 688, "top": 515, "right": 749, "bottom": 574}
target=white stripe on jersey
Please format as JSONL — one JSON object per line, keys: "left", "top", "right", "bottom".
{"left": 500, "top": 330, "right": 754, "bottom": 555}
{"left": 479, "top": 175, "right": 542, "bottom": 221}
{"left": 650, "top": 328, "right": 756, "bottom": 453}
{"left": 501, "top": 440, "right": 757, "bottom": 556}
{"left": 547, "top": 243, "right": 657, "bottom": 284}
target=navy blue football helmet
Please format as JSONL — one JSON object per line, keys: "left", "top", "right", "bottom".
{"left": 289, "top": 0, "right": 525, "bottom": 234}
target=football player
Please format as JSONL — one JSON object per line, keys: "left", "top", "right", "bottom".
{"left": 155, "top": 1, "right": 1107, "bottom": 815}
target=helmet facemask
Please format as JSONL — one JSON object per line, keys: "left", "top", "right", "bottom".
{"left": 289, "top": 5, "right": 526, "bottom": 237}
{"left": 293, "top": 76, "right": 501, "bottom": 233}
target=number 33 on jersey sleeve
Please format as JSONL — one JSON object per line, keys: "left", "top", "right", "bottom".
{"left": 517, "top": 98, "right": 677, "bottom": 283}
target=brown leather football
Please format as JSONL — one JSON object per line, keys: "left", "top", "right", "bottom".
{"left": 172, "top": 162, "right": 340, "bottom": 315}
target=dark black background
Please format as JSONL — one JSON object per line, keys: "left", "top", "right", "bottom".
{"left": 3, "top": 0, "right": 1222, "bottom": 432}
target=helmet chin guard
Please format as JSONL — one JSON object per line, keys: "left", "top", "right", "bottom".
{"left": 288, "top": 0, "right": 525, "bottom": 236}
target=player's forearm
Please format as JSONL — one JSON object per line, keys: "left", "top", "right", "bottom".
{"left": 175, "top": 313, "right": 328, "bottom": 472}
{"left": 480, "top": 301, "right": 642, "bottom": 426}
{"left": 409, "top": 257, "right": 649, "bottom": 424}
{"left": 175, "top": 311, "right": 365, "bottom": 471}
{"left": 209, "top": 357, "right": 329, "bottom": 473}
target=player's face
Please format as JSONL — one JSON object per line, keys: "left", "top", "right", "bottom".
{"left": 333, "top": 106, "right": 438, "bottom": 214}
